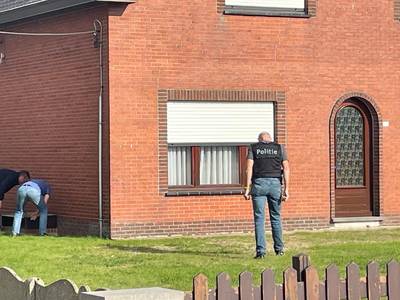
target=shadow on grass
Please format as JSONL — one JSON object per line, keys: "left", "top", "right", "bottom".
{"left": 104, "top": 244, "right": 243, "bottom": 258}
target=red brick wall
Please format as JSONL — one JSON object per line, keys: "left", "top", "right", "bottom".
{"left": 107, "top": 0, "right": 400, "bottom": 238}
{"left": 0, "top": 4, "right": 110, "bottom": 236}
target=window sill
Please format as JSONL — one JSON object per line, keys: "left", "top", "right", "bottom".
{"left": 332, "top": 216, "right": 383, "bottom": 223}
{"left": 224, "top": 7, "right": 310, "bottom": 18}
{"left": 166, "top": 187, "right": 244, "bottom": 197}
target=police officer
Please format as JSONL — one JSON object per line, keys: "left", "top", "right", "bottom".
{"left": 244, "top": 132, "right": 290, "bottom": 259}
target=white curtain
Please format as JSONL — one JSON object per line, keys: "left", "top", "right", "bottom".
{"left": 168, "top": 146, "right": 191, "bottom": 186}
{"left": 200, "top": 146, "right": 239, "bottom": 185}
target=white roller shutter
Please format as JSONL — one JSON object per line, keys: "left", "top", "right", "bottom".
{"left": 225, "top": 0, "right": 305, "bottom": 9}
{"left": 167, "top": 101, "right": 275, "bottom": 144}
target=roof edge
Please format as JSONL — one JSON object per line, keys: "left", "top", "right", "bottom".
{"left": 0, "top": 0, "right": 135, "bottom": 25}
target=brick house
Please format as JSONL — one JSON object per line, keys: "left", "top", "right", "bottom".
{"left": 0, "top": 0, "right": 399, "bottom": 238}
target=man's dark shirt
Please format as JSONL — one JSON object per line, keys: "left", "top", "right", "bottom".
{"left": 0, "top": 169, "right": 19, "bottom": 200}
{"left": 30, "top": 179, "right": 51, "bottom": 196}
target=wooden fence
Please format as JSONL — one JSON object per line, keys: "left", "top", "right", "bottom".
{"left": 185, "top": 254, "right": 400, "bottom": 300}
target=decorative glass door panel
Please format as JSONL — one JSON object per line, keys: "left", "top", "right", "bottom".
{"left": 335, "top": 107, "right": 364, "bottom": 187}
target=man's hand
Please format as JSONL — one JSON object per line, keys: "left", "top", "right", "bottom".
{"left": 282, "top": 160, "right": 290, "bottom": 202}
{"left": 282, "top": 187, "right": 289, "bottom": 202}
{"left": 0, "top": 200, "right": 2, "bottom": 209}
{"left": 29, "top": 210, "right": 39, "bottom": 221}
{"left": 244, "top": 187, "right": 251, "bottom": 200}
{"left": 43, "top": 194, "right": 50, "bottom": 205}
{"left": 245, "top": 158, "right": 253, "bottom": 201}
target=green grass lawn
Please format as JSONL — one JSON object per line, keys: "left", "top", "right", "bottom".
{"left": 0, "top": 228, "right": 399, "bottom": 291}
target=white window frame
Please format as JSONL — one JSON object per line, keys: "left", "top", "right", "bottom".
{"left": 224, "top": 0, "right": 308, "bottom": 17}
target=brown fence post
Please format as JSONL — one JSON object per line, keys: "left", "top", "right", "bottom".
{"left": 239, "top": 272, "right": 254, "bottom": 300}
{"left": 193, "top": 273, "right": 209, "bottom": 300}
{"left": 346, "top": 263, "right": 361, "bottom": 300}
{"left": 261, "top": 269, "right": 275, "bottom": 300}
{"left": 387, "top": 260, "right": 400, "bottom": 300}
{"left": 292, "top": 254, "right": 311, "bottom": 282}
{"left": 305, "top": 266, "right": 319, "bottom": 300}
{"left": 325, "top": 264, "right": 340, "bottom": 300}
{"left": 217, "top": 272, "right": 236, "bottom": 300}
{"left": 367, "top": 261, "right": 380, "bottom": 300}
{"left": 284, "top": 268, "right": 298, "bottom": 300}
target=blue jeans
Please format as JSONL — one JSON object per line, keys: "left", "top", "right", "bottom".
{"left": 12, "top": 185, "right": 48, "bottom": 235}
{"left": 251, "top": 177, "right": 284, "bottom": 255}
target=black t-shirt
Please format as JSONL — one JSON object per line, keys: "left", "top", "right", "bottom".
{"left": 0, "top": 169, "right": 19, "bottom": 200}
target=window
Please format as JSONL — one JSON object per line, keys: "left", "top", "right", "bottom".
{"left": 200, "top": 146, "right": 239, "bottom": 184}
{"left": 168, "top": 146, "right": 192, "bottom": 186}
{"left": 168, "top": 145, "right": 246, "bottom": 188}
{"left": 167, "top": 101, "right": 275, "bottom": 191}
{"left": 168, "top": 145, "right": 246, "bottom": 189}
{"left": 224, "top": 0, "right": 307, "bottom": 16}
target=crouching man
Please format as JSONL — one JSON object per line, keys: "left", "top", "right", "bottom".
{"left": 12, "top": 179, "right": 51, "bottom": 236}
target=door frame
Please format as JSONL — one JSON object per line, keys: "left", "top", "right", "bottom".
{"left": 329, "top": 93, "right": 382, "bottom": 221}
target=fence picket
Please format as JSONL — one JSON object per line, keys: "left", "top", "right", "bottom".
{"left": 318, "top": 282, "right": 326, "bottom": 300}
{"left": 325, "top": 265, "right": 340, "bottom": 300}
{"left": 297, "top": 282, "right": 305, "bottom": 300}
{"left": 185, "top": 293, "right": 194, "bottom": 300}
{"left": 262, "top": 269, "right": 275, "bottom": 300}
{"left": 387, "top": 260, "right": 400, "bottom": 300}
{"left": 217, "top": 272, "right": 236, "bottom": 300}
{"left": 209, "top": 289, "right": 217, "bottom": 300}
{"left": 284, "top": 268, "right": 298, "bottom": 300}
{"left": 277, "top": 285, "right": 284, "bottom": 300}
{"left": 346, "top": 263, "right": 361, "bottom": 300}
{"left": 239, "top": 272, "right": 253, "bottom": 300}
{"left": 194, "top": 274, "right": 208, "bottom": 300}
{"left": 305, "top": 266, "right": 319, "bottom": 300}
{"left": 366, "top": 262, "right": 380, "bottom": 300}
{"left": 253, "top": 286, "right": 261, "bottom": 300}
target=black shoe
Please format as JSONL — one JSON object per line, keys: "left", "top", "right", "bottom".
{"left": 40, "top": 233, "right": 48, "bottom": 236}
{"left": 254, "top": 253, "right": 265, "bottom": 259}
{"left": 275, "top": 250, "right": 285, "bottom": 256}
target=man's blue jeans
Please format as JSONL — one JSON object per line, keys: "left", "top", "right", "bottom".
{"left": 251, "top": 177, "right": 284, "bottom": 255}
{"left": 12, "top": 185, "right": 48, "bottom": 235}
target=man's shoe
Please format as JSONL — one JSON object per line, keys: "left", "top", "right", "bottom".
{"left": 254, "top": 253, "right": 265, "bottom": 259}
{"left": 40, "top": 233, "right": 48, "bottom": 236}
{"left": 275, "top": 250, "right": 285, "bottom": 256}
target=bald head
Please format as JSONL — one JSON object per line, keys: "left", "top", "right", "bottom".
{"left": 258, "top": 131, "right": 272, "bottom": 142}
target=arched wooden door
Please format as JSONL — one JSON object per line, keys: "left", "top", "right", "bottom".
{"left": 334, "top": 100, "right": 372, "bottom": 217}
